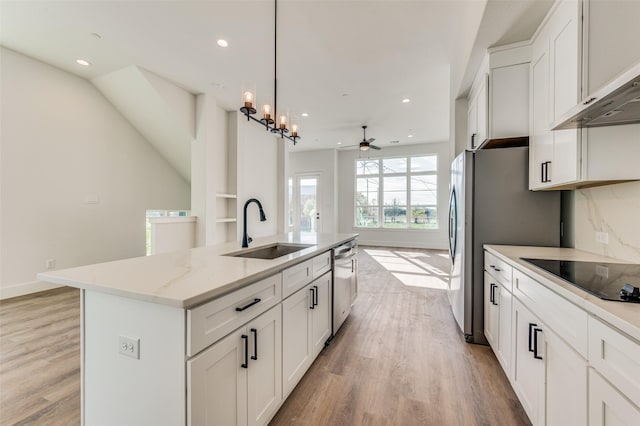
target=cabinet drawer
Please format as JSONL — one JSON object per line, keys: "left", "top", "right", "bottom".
{"left": 588, "top": 316, "right": 640, "bottom": 403}
{"left": 513, "top": 269, "right": 588, "bottom": 357}
{"left": 312, "top": 251, "right": 331, "bottom": 278}
{"left": 588, "top": 368, "right": 640, "bottom": 426}
{"left": 187, "top": 274, "right": 282, "bottom": 357}
{"left": 484, "top": 251, "right": 513, "bottom": 291}
{"left": 282, "top": 259, "right": 313, "bottom": 298}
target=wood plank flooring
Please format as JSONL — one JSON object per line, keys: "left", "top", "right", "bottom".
{"left": 0, "top": 287, "right": 80, "bottom": 425}
{"left": 270, "top": 247, "right": 530, "bottom": 426}
{"left": 0, "top": 247, "right": 529, "bottom": 426}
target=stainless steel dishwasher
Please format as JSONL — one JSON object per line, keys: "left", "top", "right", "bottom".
{"left": 332, "top": 240, "right": 358, "bottom": 335}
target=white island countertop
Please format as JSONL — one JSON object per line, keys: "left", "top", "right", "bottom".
{"left": 37, "top": 233, "right": 357, "bottom": 309}
{"left": 485, "top": 245, "right": 640, "bottom": 342}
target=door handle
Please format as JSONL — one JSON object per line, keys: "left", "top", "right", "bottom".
{"left": 241, "top": 334, "right": 249, "bottom": 368}
{"left": 528, "top": 323, "right": 538, "bottom": 352}
{"left": 236, "top": 298, "right": 261, "bottom": 312}
{"left": 351, "top": 258, "right": 354, "bottom": 273}
{"left": 533, "top": 328, "right": 543, "bottom": 360}
{"left": 489, "top": 283, "right": 495, "bottom": 304}
{"left": 313, "top": 285, "right": 318, "bottom": 307}
{"left": 309, "top": 288, "right": 315, "bottom": 309}
{"left": 250, "top": 328, "right": 258, "bottom": 361}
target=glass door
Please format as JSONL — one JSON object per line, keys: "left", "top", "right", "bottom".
{"left": 294, "top": 175, "right": 322, "bottom": 233}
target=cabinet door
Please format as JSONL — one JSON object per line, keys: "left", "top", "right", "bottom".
{"left": 468, "top": 99, "right": 478, "bottom": 150}
{"left": 589, "top": 368, "right": 640, "bottom": 426}
{"left": 246, "top": 306, "right": 282, "bottom": 426}
{"left": 490, "top": 63, "right": 529, "bottom": 139}
{"left": 476, "top": 75, "right": 488, "bottom": 145}
{"left": 496, "top": 283, "right": 512, "bottom": 377}
{"left": 483, "top": 272, "right": 499, "bottom": 348}
{"left": 282, "top": 285, "right": 312, "bottom": 397}
{"left": 188, "top": 328, "right": 248, "bottom": 426}
{"left": 311, "top": 273, "right": 332, "bottom": 358}
{"left": 512, "top": 299, "right": 544, "bottom": 425}
{"left": 530, "top": 46, "right": 553, "bottom": 190}
{"left": 545, "top": 327, "right": 587, "bottom": 426}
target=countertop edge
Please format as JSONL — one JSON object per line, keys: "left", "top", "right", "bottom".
{"left": 484, "top": 244, "right": 640, "bottom": 343}
{"left": 38, "top": 233, "right": 358, "bottom": 309}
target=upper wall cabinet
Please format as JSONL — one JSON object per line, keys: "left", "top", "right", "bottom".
{"left": 529, "top": 0, "right": 640, "bottom": 191}
{"left": 467, "top": 45, "right": 530, "bottom": 151}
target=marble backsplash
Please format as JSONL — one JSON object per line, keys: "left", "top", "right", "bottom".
{"left": 574, "top": 181, "right": 640, "bottom": 263}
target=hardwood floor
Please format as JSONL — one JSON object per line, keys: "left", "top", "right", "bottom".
{"left": 0, "top": 247, "right": 529, "bottom": 426}
{"left": 0, "top": 287, "right": 80, "bottom": 425}
{"left": 270, "top": 247, "right": 530, "bottom": 426}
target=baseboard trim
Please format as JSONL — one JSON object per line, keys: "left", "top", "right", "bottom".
{"left": 357, "top": 240, "right": 447, "bottom": 250}
{"left": 0, "top": 280, "right": 64, "bottom": 300}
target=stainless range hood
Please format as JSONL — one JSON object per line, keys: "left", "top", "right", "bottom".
{"left": 552, "top": 60, "right": 640, "bottom": 130}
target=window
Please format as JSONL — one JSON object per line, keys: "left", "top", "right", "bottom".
{"left": 355, "top": 155, "right": 438, "bottom": 229}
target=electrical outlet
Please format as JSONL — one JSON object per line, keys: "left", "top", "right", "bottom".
{"left": 46, "top": 259, "right": 56, "bottom": 269}
{"left": 118, "top": 336, "right": 140, "bottom": 359}
{"left": 595, "top": 265, "right": 609, "bottom": 279}
{"left": 596, "top": 231, "right": 609, "bottom": 244}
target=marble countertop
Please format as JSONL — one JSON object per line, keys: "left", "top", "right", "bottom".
{"left": 485, "top": 245, "right": 640, "bottom": 342}
{"left": 37, "top": 233, "right": 358, "bottom": 309}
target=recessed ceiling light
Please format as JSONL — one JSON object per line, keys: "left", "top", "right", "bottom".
{"left": 301, "top": 112, "right": 309, "bottom": 117}
{"left": 76, "top": 59, "right": 91, "bottom": 66}
{"left": 337, "top": 142, "right": 342, "bottom": 145}
{"left": 408, "top": 134, "right": 414, "bottom": 138}
{"left": 217, "top": 39, "right": 229, "bottom": 48}
{"left": 402, "top": 98, "right": 411, "bottom": 103}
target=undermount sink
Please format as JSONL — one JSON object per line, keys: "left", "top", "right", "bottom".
{"left": 224, "top": 243, "right": 313, "bottom": 260}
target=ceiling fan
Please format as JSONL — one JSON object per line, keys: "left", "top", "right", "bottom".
{"left": 341, "top": 125, "right": 382, "bottom": 151}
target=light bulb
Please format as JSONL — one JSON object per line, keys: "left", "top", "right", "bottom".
{"left": 262, "top": 104, "right": 271, "bottom": 120}
{"left": 243, "top": 91, "right": 254, "bottom": 108}
{"left": 279, "top": 115, "right": 287, "bottom": 130}
{"left": 291, "top": 124, "right": 298, "bottom": 137}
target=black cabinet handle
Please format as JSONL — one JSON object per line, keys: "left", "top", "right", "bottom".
{"left": 351, "top": 258, "right": 354, "bottom": 273}
{"left": 309, "top": 288, "right": 315, "bottom": 309}
{"left": 489, "top": 283, "right": 495, "bottom": 304}
{"left": 250, "top": 328, "right": 258, "bottom": 361}
{"left": 235, "top": 298, "right": 261, "bottom": 312}
{"left": 471, "top": 133, "right": 477, "bottom": 149}
{"left": 491, "top": 284, "right": 498, "bottom": 306}
{"left": 533, "top": 328, "right": 543, "bottom": 360}
{"left": 541, "top": 162, "right": 545, "bottom": 183}
{"left": 528, "top": 323, "right": 538, "bottom": 352}
{"left": 313, "top": 285, "right": 318, "bottom": 307}
{"left": 583, "top": 97, "right": 597, "bottom": 105}
{"left": 546, "top": 161, "right": 552, "bottom": 183}
{"left": 241, "top": 334, "right": 248, "bottom": 368}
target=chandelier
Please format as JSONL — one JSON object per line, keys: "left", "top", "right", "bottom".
{"left": 239, "top": 0, "right": 300, "bottom": 144}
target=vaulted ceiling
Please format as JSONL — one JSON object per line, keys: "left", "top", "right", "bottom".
{"left": 0, "top": 0, "right": 552, "bottom": 152}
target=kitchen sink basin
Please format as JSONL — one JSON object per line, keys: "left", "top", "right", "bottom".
{"left": 224, "top": 243, "right": 313, "bottom": 260}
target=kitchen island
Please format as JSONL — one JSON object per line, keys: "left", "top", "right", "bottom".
{"left": 38, "top": 232, "right": 358, "bottom": 426}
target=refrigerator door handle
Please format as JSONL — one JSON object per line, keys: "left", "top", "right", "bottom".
{"left": 448, "top": 188, "right": 457, "bottom": 265}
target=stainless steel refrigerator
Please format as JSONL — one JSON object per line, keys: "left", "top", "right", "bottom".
{"left": 448, "top": 146, "right": 560, "bottom": 344}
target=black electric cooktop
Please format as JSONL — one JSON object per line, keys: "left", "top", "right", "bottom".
{"left": 521, "top": 258, "right": 640, "bottom": 303}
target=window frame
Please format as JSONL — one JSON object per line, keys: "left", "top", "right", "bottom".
{"left": 354, "top": 154, "right": 438, "bottom": 230}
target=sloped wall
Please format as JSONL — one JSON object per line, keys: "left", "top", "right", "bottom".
{"left": 0, "top": 47, "right": 190, "bottom": 298}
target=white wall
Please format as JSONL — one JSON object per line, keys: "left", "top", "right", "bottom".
{"left": 338, "top": 142, "right": 451, "bottom": 249}
{"left": 289, "top": 149, "right": 338, "bottom": 234}
{"left": 0, "top": 48, "right": 190, "bottom": 297}
{"left": 235, "top": 113, "right": 280, "bottom": 241}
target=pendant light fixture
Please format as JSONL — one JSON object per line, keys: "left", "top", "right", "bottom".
{"left": 239, "top": 0, "right": 301, "bottom": 145}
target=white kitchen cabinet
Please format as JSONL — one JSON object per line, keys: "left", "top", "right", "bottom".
{"left": 467, "top": 45, "right": 531, "bottom": 151}
{"left": 544, "top": 326, "right": 587, "bottom": 426}
{"left": 467, "top": 75, "right": 488, "bottom": 150}
{"left": 512, "top": 298, "right": 545, "bottom": 425}
{"left": 529, "top": 0, "right": 640, "bottom": 190}
{"left": 188, "top": 305, "right": 282, "bottom": 426}
{"left": 496, "top": 283, "right": 512, "bottom": 375}
{"left": 589, "top": 368, "right": 640, "bottom": 426}
{"left": 282, "top": 271, "right": 332, "bottom": 397}
{"left": 484, "top": 272, "right": 499, "bottom": 348}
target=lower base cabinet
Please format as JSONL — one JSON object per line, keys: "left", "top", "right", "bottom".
{"left": 512, "top": 298, "right": 588, "bottom": 426}
{"left": 187, "top": 305, "right": 282, "bottom": 426}
{"left": 282, "top": 271, "right": 331, "bottom": 397}
{"left": 589, "top": 368, "right": 640, "bottom": 426}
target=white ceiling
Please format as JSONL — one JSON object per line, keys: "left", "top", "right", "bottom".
{"left": 0, "top": 0, "right": 551, "bottom": 153}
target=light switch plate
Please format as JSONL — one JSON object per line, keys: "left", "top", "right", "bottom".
{"left": 118, "top": 336, "right": 140, "bottom": 359}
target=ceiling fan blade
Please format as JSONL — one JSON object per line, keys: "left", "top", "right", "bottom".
{"left": 370, "top": 144, "right": 382, "bottom": 150}
{"left": 367, "top": 138, "right": 376, "bottom": 143}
